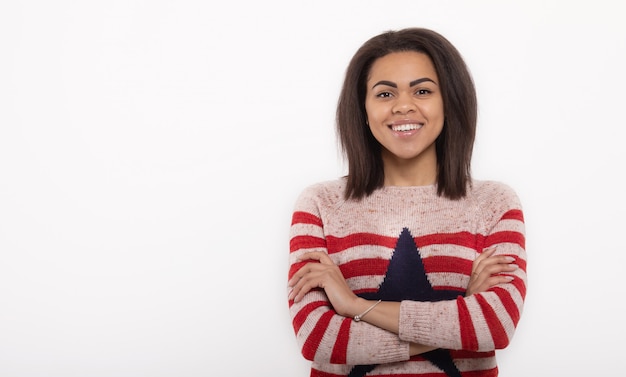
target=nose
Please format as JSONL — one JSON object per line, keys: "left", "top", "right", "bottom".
{"left": 392, "top": 93, "right": 417, "bottom": 114}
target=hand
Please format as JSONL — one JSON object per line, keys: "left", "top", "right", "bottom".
{"left": 287, "top": 251, "right": 358, "bottom": 316}
{"left": 466, "top": 248, "right": 518, "bottom": 296}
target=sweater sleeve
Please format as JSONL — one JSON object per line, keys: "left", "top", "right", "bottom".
{"left": 287, "top": 184, "right": 410, "bottom": 365}
{"left": 398, "top": 182, "right": 527, "bottom": 352}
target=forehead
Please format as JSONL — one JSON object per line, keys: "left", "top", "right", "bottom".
{"left": 368, "top": 51, "right": 438, "bottom": 83}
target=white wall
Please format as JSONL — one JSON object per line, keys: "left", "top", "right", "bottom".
{"left": 1, "top": 1, "right": 624, "bottom": 375}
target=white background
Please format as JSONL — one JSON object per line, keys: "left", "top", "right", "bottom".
{"left": 1, "top": 1, "right": 624, "bottom": 376}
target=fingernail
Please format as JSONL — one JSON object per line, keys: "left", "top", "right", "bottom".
{"left": 505, "top": 256, "right": 516, "bottom": 262}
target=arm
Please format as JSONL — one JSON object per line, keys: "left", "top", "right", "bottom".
{"left": 397, "top": 184, "right": 527, "bottom": 352}
{"left": 290, "top": 247, "right": 516, "bottom": 355}
{"left": 287, "top": 187, "right": 411, "bottom": 365}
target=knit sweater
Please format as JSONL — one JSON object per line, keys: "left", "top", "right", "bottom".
{"left": 287, "top": 178, "right": 526, "bottom": 377}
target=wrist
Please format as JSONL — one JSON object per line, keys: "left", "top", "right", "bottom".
{"left": 353, "top": 299, "right": 382, "bottom": 322}
{"left": 337, "top": 296, "right": 367, "bottom": 318}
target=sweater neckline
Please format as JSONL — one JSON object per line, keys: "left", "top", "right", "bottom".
{"left": 380, "top": 184, "right": 437, "bottom": 190}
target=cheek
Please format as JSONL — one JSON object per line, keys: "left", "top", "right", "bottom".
{"left": 419, "top": 104, "right": 445, "bottom": 125}
{"left": 430, "top": 99, "right": 445, "bottom": 119}
{"left": 365, "top": 103, "right": 385, "bottom": 125}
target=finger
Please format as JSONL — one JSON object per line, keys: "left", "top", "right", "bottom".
{"left": 298, "top": 251, "right": 334, "bottom": 265}
{"left": 481, "top": 247, "right": 497, "bottom": 257}
{"left": 480, "top": 275, "right": 515, "bottom": 290}
{"left": 472, "top": 248, "right": 495, "bottom": 274}
{"left": 477, "top": 265, "right": 517, "bottom": 282}
{"left": 288, "top": 262, "right": 319, "bottom": 288}
{"left": 474, "top": 248, "right": 496, "bottom": 264}
{"left": 476, "top": 262, "right": 518, "bottom": 280}
{"left": 481, "top": 255, "right": 515, "bottom": 268}
{"left": 296, "top": 251, "right": 322, "bottom": 262}
{"left": 288, "top": 263, "right": 332, "bottom": 300}
{"left": 288, "top": 262, "right": 320, "bottom": 288}
{"left": 287, "top": 262, "right": 308, "bottom": 288}
{"left": 467, "top": 273, "right": 516, "bottom": 295}
{"left": 473, "top": 253, "right": 516, "bottom": 276}
{"left": 287, "top": 275, "right": 299, "bottom": 289}
{"left": 467, "top": 257, "right": 518, "bottom": 296}
{"left": 288, "top": 273, "right": 309, "bottom": 301}
{"left": 288, "top": 253, "right": 332, "bottom": 287}
{"left": 289, "top": 273, "right": 324, "bottom": 302}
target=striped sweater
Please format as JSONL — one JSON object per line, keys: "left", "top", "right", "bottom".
{"left": 288, "top": 179, "right": 527, "bottom": 377}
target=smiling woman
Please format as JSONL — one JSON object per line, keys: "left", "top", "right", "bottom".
{"left": 364, "top": 51, "right": 445, "bottom": 187}
{"left": 287, "top": 28, "right": 526, "bottom": 377}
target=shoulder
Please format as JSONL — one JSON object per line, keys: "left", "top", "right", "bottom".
{"left": 292, "top": 178, "right": 347, "bottom": 213}
{"left": 469, "top": 179, "right": 524, "bottom": 219}
{"left": 470, "top": 180, "right": 521, "bottom": 203}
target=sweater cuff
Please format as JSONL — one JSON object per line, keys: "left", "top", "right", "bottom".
{"left": 398, "top": 300, "right": 432, "bottom": 344}
{"left": 347, "top": 326, "right": 411, "bottom": 364}
{"left": 398, "top": 300, "right": 460, "bottom": 349}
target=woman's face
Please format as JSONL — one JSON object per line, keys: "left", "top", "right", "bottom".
{"left": 365, "top": 51, "right": 444, "bottom": 166}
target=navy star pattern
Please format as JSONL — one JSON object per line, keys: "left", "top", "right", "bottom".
{"left": 348, "top": 227, "right": 463, "bottom": 377}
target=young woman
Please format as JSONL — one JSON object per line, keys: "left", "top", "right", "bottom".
{"left": 287, "top": 28, "right": 526, "bottom": 377}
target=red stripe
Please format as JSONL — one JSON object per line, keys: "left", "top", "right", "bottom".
{"left": 492, "top": 286, "right": 521, "bottom": 325}
{"left": 288, "top": 260, "right": 319, "bottom": 280}
{"left": 501, "top": 209, "right": 524, "bottom": 222}
{"left": 457, "top": 296, "right": 478, "bottom": 351}
{"left": 516, "top": 257, "right": 527, "bottom": 273}
{"left": 423, "top": 256, "right": 472, "bottom": 274}
{"left": 510, "top": 274, "right": 527, "bottom": 299}
{"left": 327, "top": 233, "right": 397, "bottom": 253}
{"left": 291, "top": 300, "right": 327, "bottom": 334}
{"left": 484, "top": 230, "right": 525, "bottom": 249}
{"left": 415, "top": 231, "right": 482, "bottom": 250}
{"left": 327, "top": 232, "right": 484, "bottom": 254}
{"left": 330, "top": 317, "right": 351, "bottom": 363}
{"left": 353, "top": 287, "right": 379, "bottom": 295}
{"left": 302, "top": 310, "right": 334, "bottom": 360}
{"left": 339, "top": 258, "right": 388, "bottom": 279}
{"left": 475, "top": 294, "right": 509, "bottom": 349}
{"left": 292, "top": 211, "right": 323, "bottom": 227}
{"left": 290, "top": 235, "right": 326, "bottom": 252}
{"left": 434, "top": 286, "right": 465, "bottom": 294}
{"left": 501, "top": 255, "right": 526, "bottom": 273}
{"left": 338, "top": 256, "right": 474, "bottom": 281}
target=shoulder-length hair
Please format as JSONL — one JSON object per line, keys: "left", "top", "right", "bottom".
{"left": 336, "top": 27, "right": 477, "bottom": 200}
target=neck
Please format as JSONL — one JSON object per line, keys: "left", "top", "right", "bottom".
{"left": 381, "top": 147, "right": 438, "bottom": 187}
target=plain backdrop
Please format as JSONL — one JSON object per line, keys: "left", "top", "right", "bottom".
{"left": 1, "top": 0, "right": 624, "bottom": 376}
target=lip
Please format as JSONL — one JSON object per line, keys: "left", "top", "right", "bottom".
{"left": 390, "top": 119, "right": 423, "bottom": 126}
{"left": 388, "top": 119, "right": 424, "bottom": 136}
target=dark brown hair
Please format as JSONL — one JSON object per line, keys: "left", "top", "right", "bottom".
{"left": 336, "top": 27, "right": 477, "bottom": 200}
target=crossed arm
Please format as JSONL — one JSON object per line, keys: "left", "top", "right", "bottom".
{"left": 288, "top": 248, "right": 518, "bottom": 356}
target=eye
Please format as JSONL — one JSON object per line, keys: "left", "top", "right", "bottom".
{"left": 375, "top": 91, "right": 393, "bottom": 98}
{"left": 416, "top": 88, "right": 432, "bottom": 96}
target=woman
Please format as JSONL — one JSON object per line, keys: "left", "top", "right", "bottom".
{"left": 287, "top": 27, "right": 526, "bottom": 377}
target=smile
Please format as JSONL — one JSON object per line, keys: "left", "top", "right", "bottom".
{"left": 390, "top": 123, "right": 423, "bottom": 132}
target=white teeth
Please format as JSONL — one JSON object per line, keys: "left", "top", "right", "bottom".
{"left": 391, "top": 123, "right": 422, "bottom": 132}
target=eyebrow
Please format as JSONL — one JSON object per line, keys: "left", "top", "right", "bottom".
{"left": 371, "top": 77, "right": 436, "bottom": 89}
